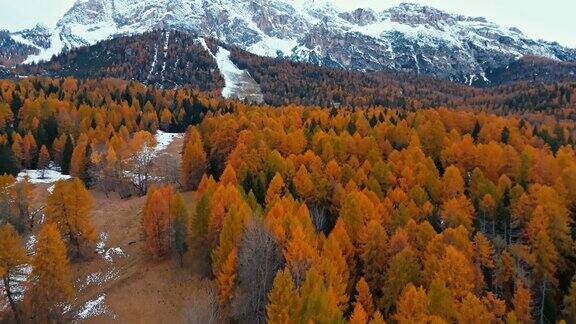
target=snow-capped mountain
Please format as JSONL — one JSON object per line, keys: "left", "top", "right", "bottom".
{"left": 2, "top": 0, "right": 576, "bottom": 85}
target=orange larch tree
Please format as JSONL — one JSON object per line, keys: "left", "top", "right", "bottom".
{"left": 0, "top": 224, "right": 28, "bottom": 323}
{"left": 45, "top": 179, "right": 95, "bottom": 259}
{"left": 25, "top": 223, "right": 74, "bottom": 322}
{"left": 142, "top": 185, "right": 174, "bottom": 258}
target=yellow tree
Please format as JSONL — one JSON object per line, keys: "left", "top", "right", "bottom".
{"left": 37, "top": 145, "right": 50, "bottom": 179}
{"left": 181, "top": 127, "right": 207, "bottom": 190}
{"left": 45, "top": 179, "right": 95, "bottom": 259}
{"left": 216, "top": 247, "right": 237, "bottom": 306}
{"left": 22, "top": 132, "right": 37, "bottom": 169}
{"left": 456, "top": 293, "right": 494, "bottom": 324}
{"left": 442, "top": 165, "right": 465, "bottom": 199}
{"left": 0, "top": 224, "right": 28, "bottom": 323}
{"left": 11, "top": 133, "right": 23, "bottom": 168}
{"left": 381, "top": 247, "right": 421, "bottom": 314}
{"left": 70, "top": 139, "right": 88, "bottom": 179}
{"left": 267, "top": 268, "right": 297, "bottom": 324}
{"left": 360, "top": 220, "right": 388, "bottom": 300}
{"left": 526, "top": 206, "right": 558, "bottom": 324}
{"left": 339, "top": 191, "right": 377, "bottom": 243}
{"left": 171, "top": 192, "right": 190, "bottom": 266}
{"left": 318, "top": 235, "right": 349, "bottom": 311}
{"left": 369, "top": 311, "right": 386, "bottom": 324}
{"left": 393, "top": 284, "right": 432, "bottom": 324}
{"left": 296, "top": 269, "right": 344, "bottom": 324}
{"left": 284, "top": 225, "right": 317, "bottom": 286}
{"left": 427, "top": 279, "right": 457, "bottom": 321}
{"left": 212, "top": 205, "right": 249, "bottom": 280}
{"left": 512, "top": 281, "right": 533, "bottom": 324}
{"left": 355, "top": 277, "right": 375, "bottom": 317}
{"left": 294, "top": 165, "right": 314, "bottom": 200}
{"left": 142, "top": 185, "right": 174, "bottom": 258}
{"left": 25, "top": 223, "right": 74, "bottom": 322}
{"left": 440, "top": 195, "right": 474, "bottom": 231}
{"left": 349, "top": 302, "right": 368, "bottom": 324}
{"left": 265, "top": 173, "right": 285, "bottom": 205}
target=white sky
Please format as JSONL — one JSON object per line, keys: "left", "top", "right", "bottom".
{"left": 1, "top": 0, "right": 574, "bottom": 47}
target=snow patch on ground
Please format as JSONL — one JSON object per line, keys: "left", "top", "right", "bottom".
{"left": 96, "top": 232, "right": 108, "bottom": 254}
{"left": 154, "top": 131, "right": 183, "bottom": 153}
{"left": 160, "top": 31, "right": 170, "bottom": 82}
{"left": 147, "top": 45, "right": 159, "bottom": 81}
{"left": 25, "top": 235, "right": 37, "bottom": 253}
{"left": 17, "top": 169, "right": 71, "bottom": 184}
{"left": 196, "top": 38, "right": 215, "bottom": 58}
{"left": 0, "top": 264, "right": 31, "bottom": 312}
{"left": 76, "top": 294, "right": 114, "bottom": 320}
{"left": 248, "top": 36, "right": 298, "bottom": 57}
{"left": 213, "top": 46, "right": 264, "bottom": 103}
{"left": 79, "top": 268, "right": 120, "bottom": 291}
{"left": 9, "top": 264, "right": 32, "bottom": 302}
{"left": 95, "top": 231, "right": 126, "bottom": 263}
{"left": 104, "top": 247, "right": 125, "bottom": 262}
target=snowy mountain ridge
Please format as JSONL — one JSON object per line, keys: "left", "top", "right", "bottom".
{"left": 1, "top": 0, "right": 576, "bottom": 85}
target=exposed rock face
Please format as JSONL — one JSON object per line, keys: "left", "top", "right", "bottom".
{"left": 1, "top": 0, "right": 575, "bottom": 85}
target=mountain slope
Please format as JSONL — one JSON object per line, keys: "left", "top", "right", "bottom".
{"left": 11, "top": 31, "right": 469, "bottom": 107}
{"left": 2, "top": 0, "right": 575, "bottom": 85}
{"left": 17, "top": 31, "right": 224, "bottom": 93}
{"left": 11, "top": 30, "right": 575, "bottom": 112}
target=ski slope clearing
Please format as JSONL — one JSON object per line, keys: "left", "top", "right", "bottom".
{"left": 213, "top": 46, "right": 264, "bottom": 103}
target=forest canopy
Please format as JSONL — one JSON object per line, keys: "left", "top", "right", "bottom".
{"left": 0, "top": 76, "right": 576, "bottom": 322}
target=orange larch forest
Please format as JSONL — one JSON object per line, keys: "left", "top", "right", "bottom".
{"left": 0, "top": 76, "right": 576, "bottom": 323}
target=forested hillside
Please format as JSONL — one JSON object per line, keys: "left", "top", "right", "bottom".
{"left": 8, "top": 31, "right": 576, "bottom": 112}
{"left": 0, "top": 77, "right": 576, "bottom": 322}
{"left": 14, "top": 31, "right": 224, "bottom": 93}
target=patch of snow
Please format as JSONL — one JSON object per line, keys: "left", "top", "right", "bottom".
{"left": 10, "top": 34, "right": 43, "bottom": 51}
{"left": 76, "top": 294, "right": 114, "bottom": 320}
{"left": 160, "top": 31, "right": 170, "bottom": 82}
{"left": 95, "top": 231, "right": 126, "bottom": 263}
{"left": 47, "top": 184, "right": 55, "bottom": 193}
{"left": 62, "top": 303, "right": 72, "bottom": 314}
{"left": 146, "top": 45, "right": 158, "bottom": 81}
{"left": 214, "top": 46, "right": 263, "bottom": 102}
{"left": 96, "top": 232, "right": 108, "bottom": 255}
{"left": 6, "top": 264, "right": 32, "bottom": 302}
{"left": 163, "top": 31, "right": 170, "bottom": 51}
{"left": 215, "top": 46, "right": 244, "bottom": 99}
{"left": 23, "top": 29, "right": 65, "bottom": 64}
{"left": 154, "top": 131, "right": 183, "bottom": 153}
{"left": 196, "top": 38, "right": 213, "bottom": 56}
{"left": 25, "top": 235, "right": 37, "bottom": 253}
{"left": 16, "top": 169, "right": 71, "bottom": 184}
{"left": 66, "top": 22, "right": 116, "bottom": 45}
{"left": 79, "top": 269, "right": 120, "bottom": 291}
{"left": 104, "top": 247, "right": 125, "bottom": 262}
{"left": 247, "top": 36, "right": 299, "bottom": 57}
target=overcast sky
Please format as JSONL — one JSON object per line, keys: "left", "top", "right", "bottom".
{"left": 1, "top": 0, "right": 575, "bottom": 47}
